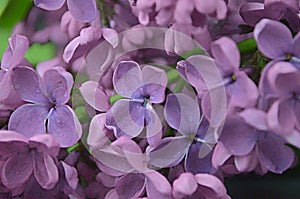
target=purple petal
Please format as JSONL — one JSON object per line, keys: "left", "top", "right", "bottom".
{"left": 164, "top": 93, "right": 200, "bottom": 136}
{"left": 1, "top": 34, "right": 29, "bottom": 70}
{"left": 1, "top": 153, "right": 33, "bottom": 189}
{"left": 102, "top": 28, "right": 119, "bottom": 48}
{"left": 267, "top": 61, "right": 300, "bottom": 97}
{"left": 34, "top": 0, "right": 65, "bottom": 10}
{"left": 115, "top": 173, "right": 145, "bottom": 199}
{"left": 226, "top": 71, "right": 259, "bottom": 108}
{"left": 141, "top": 65, "right": 167, "bottom": 102}
{"left": 113, "top": 61, "right": 143, "bottom": 98}
{"left": 257, "top": 133, "right": 294, "bottom": 173}
{"left": 211, "top": 142, "right": 231, "bottom": 169}
{"left": 88, "top": 114, "right": 111, "bottom": 150}
{"left": 234, "top": 149, "right": 258, "bottom": 172}
{"left": 63, "top": 37, "right": 81, "bottom": 63}
{"left": 219, "top": 115, "right": 259, "bottom": 156}
{"left": 172, "top": 172, "right": 198, "bottom": 198}
{"left": 11, "top": 66, "right": 49, "bottom": 104}
{"left": 239, "top": 108, "right": 268, "bottom": 131}
{"left": 267, "top": 99, "right": 296, "bottom": 135}
{"left": 80, "top": 81, "right": 110, "bottom": 112}
{"left": 240, "top": 2, "right": 268, "bottom": 27}
{"left": 185, "top": 142, "right": 216, "bottom": 174}
{"left": 0, "top": 130, "right": 29, "bottom": 157}
{"left": 284, "top": 129, "right": 300, "bottom": 149}
{"left": 42, "top": 67, "right": 73, "bottom": 105}
{"left": 0, "top": 70, "right": 11, "bottom": 101}
{"left": 61, "top": 161, "right": 78, "bottom": 192}
{"left": 145, "top": 171, "right": 172, "bottom": 199}
{"left": 148, "top": 136, "right": 191, "bottom": 168}
{"left": 211, "top": 37, "right": 240, "bottom": 74}
{"left": 146, "top": 108, "right": 163, "bottom": 144}
{"left": 33, "top": 152, "right": 59, "bottom": 189}
{"left": 106, "top": 99, "right": 144, "bottom": 138}
{"left": 48, "top": 105, "right": 82, "bottom": 147}
{"left": 194, "top": 174, "right": 228, "bottom": 199}
{"left": 254, "top": 19, "right": 293, "bottom": 59}
{"left": 8, "top": 104, "right": 48, "bottom": 138}
{"left": 292, "top": 32, "right": 300, "bottom": 57}
{"left": 67, "top": 0, "right": 97, "bottom": 22}
{"left": 28, "top": 134, "right": 60, "bottom": 157}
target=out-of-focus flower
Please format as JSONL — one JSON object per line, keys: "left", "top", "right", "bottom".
{"left": 34, "top": 0, "right": 97, "bottom": 22}
{"left": 8, "top": 66, "right": 82, "bottom": 147}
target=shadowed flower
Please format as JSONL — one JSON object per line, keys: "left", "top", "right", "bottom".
{"left": 0, "top": 131, "right": 60, "bottom": 192}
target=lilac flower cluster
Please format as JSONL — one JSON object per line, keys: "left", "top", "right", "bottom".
{"left": 1, "top": 0, "right": 300, "bottom": 198}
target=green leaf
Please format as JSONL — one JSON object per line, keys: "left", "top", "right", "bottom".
{"left": 24, "top": 42, "right": 56, "bottom": 66}
{"left": 237, "top": 38, "right": 257, "bottom": 55}
{"left": 181, "top": 47, "right": 206, "bottom": 60}
{"left": 74, "top": 106, "right": 90, "bottom": 123}
{"left": 109, "top": 94, "right": 124, "bottom": 104}
{"left": 0, "top": 0, "right": 32, "bottom": 58}
{"left": 66, "top": 142, "right": 80, "bottom": 153}
{"left": 0, "top": 0, "right": 10, "bottom": 19}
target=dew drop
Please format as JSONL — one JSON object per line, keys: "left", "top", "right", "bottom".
{"left": 16, "top": 171, "right": 20, "bottom": 175}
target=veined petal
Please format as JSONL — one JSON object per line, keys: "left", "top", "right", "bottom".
{"left": 67, "top": 0, "right": 97, "bottom": 22}
{"left": 113, "top": 61, "right": 143, "bottom": 98}
{"left": 8, "top": 104, "right": 48, "bottom": 138}
{"left": 164, "top": 93, "right": 200, "bottom": 136}
{"left": 48, "top": 105, "right": 82, "bottom": 147}
{"left": 33, "top": 152, "right": 59, "bottom": 189}
{"left": 1, "top": 153, "right": 33, "bottom": 189}
{"left": 254, "top": 19, "right": 293, "bottom": 59}
{"left": 12, "top": 66, "right": 49, "bottom": 104}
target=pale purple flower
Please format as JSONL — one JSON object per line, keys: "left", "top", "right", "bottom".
{"left": 8, "top": 66, "right": 82, "bottom": 147}
{"left": 240, "top": 0, "right": 300, "bottom": 31}
{"left": 265, "top": 61, "right": 300, "bottom": 147}
{"left": 254, "top": 19, "right": 300, "bottom": 64}
{"left": 34, "top": 0, "right": 97, "bottom": 22}
{"left": 177, "top": 37, "right": 258, "bottom": 119}
{"left": 0, "top": 34, "right": 29, "bottom": 107}
{"left": 106, "top": 61, "right": 167, "bottom": 142}
{"left": 172, "top": 172, "right": 231, "bottom": 199}
{"left": 149, "top": 93, "right": 216, "bottom": 174}
{"left": 0, "top": 131, "right": 60, "bottom": 192}
{"left": 100, "top": 136, "right": 172, "bottom": 199}
{"left": 213, "top": 109, "right": 295, "bottom": 174}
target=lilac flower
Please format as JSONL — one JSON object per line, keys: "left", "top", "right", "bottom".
{"left": 63, "top": 26, "right": 118, "bottom": 65}
{"left": 0, "top": 131, "right": 60, "bottom": 192}
{"left": 34, "top": 0, "right": 97, "bottom": 22}
{"left": 0, "top": 34, "right": 30, "bottom": 107}
{"left": 106, "top": 61, "right": 167, "bottom": 142}
{"left": 254, "top": 19, "right": 300, "bottom": 64}
{"left": 213, "top": 109, "right": 295, "bottom": 174}
{"left": 265, "top": 62, "right": 300, "bottom": 145}
{"left": 148, "top": 93, "right": 216, "bottom": 174}
{"left": 177, "top": 37, "right": 258, "bottom": 118}
{"left": 240, "top": 0, "right": 300, "bottom": 31}
{"left": 172, "top": 172, "right": 231, "bottom": 199}
{"left": 8, "top": 66, "right": 82, "bottom": 147}
{"left": 100, "top": 136, "right": 172, "bottom": 199}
